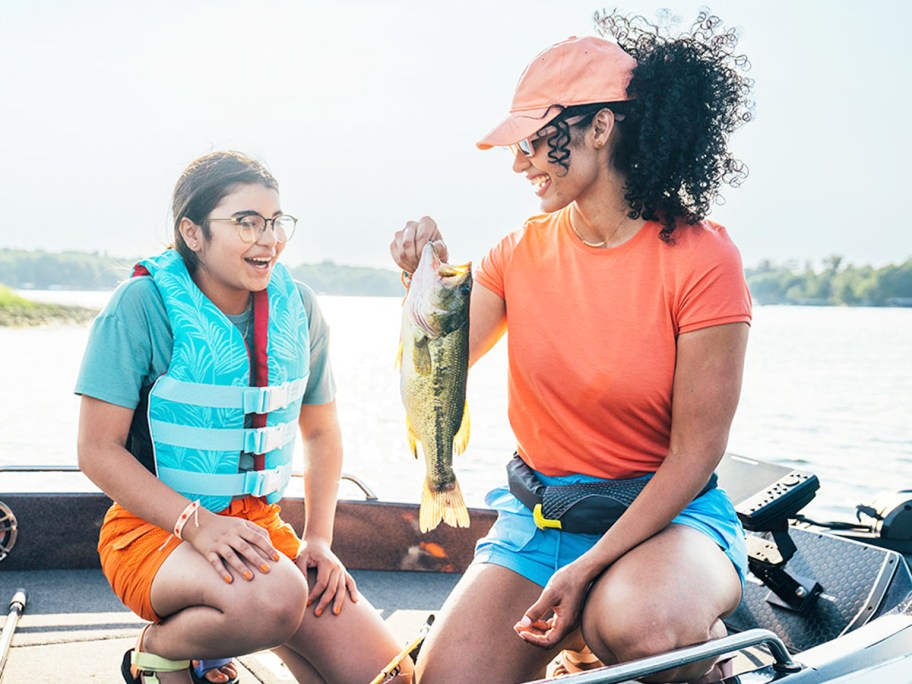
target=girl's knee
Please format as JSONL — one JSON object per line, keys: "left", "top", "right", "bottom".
{"left": 226, "top": 571, "right": 308, "bottom": 643}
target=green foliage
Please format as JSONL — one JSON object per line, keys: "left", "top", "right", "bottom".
{"left": 745, "top": 256, "right": 912, "bottom": 306}
{"left": 3, "top": 248, "right": 909, "bottom": 306}
{"left": 0, "top": 284, "right": 97, "bottom": 327}
{"left": 0, "top": 248, "right": 402, "bottom": 297}
{"left": 287, "top": 261, "right": 401, "bottom": 296}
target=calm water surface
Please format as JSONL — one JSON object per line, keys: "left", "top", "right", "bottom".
{"left": 2, "top": 290, "right": 910, "bottom": 521}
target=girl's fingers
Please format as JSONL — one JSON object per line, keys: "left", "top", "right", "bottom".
{"left": 344, "top": 570, "right": 360, "bottom": 603}
{"left": 314, "top": 567, "right": 341, "bottom": 616}
{"left": 207, "top": 553, "right": 234, "bottom": 584}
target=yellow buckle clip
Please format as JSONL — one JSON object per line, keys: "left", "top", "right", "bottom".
{"left": 533, "top": 503, "right": 562, "bottom": 530}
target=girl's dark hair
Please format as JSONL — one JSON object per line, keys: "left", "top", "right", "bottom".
{"left": 547, "top": 9, "right": 753, "bottom": 242}
{"left": 171, "top": 151, "right": 278, "bottom": 271}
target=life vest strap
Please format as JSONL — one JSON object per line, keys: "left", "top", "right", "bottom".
{"left": 153, "top": 376, "right": 308, "bottom": 414}
{"left": 149, "top": 419, "right": 297, "bottom": 454}
{"left": 157, "top": 463, "right": 292, "bottom": 498}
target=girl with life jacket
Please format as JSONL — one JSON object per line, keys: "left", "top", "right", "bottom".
{"left": 77, "top": 151, "right": 411, "bottom": 684}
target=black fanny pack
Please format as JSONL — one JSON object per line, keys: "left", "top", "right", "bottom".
{"left": 506, "top": 454, "right": 718, "bottom": 535}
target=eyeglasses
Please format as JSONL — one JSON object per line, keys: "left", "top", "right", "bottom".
{"left": 207, "top": 213, "right": 298, "bottom": 243}
{"left": 504, "top": 113, "right": 616, "bottom": 157}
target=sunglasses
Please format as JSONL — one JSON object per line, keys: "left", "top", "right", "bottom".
{"left": 505, "top": 112, "right": 623, "bottom": 157}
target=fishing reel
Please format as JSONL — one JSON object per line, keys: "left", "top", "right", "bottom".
{"left": 0, "top": 501, "right": 18, "bottom": 562}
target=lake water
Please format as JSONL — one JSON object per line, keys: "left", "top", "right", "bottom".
{"left": 2, "top": 290, "right": 910, "bottom": 522}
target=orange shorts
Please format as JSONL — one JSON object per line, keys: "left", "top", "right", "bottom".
{"left": 98, "top": 496, "right": 302, "bottom": 623}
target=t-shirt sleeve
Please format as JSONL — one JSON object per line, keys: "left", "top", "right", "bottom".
{"left": 475, "top": 228, "right": 523, "bottom": 298}
{"left": 74, "top": 278, "right": 164, "bottom": 409}
{"left": 675, "top": 224, "right": 753, "bottom": 335}
{"left": 296, "top": 281, "right": 336, "bottom": 404}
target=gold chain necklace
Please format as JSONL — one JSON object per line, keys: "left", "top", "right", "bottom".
{"left": 570, "top": 204, "right": 628, "bottom": 248}
{"left": 569, "top": 221, "right": 607, "bottom": 247}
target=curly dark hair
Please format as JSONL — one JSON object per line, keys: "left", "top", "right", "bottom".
{"left": 544, "top": 9, "right": 753, "bottom": 242}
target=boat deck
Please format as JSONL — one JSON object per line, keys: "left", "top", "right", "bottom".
{"left": 0, "top": 568, "right": 461, "bottom": 683}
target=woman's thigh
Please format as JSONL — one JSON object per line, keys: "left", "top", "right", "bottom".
{"left": 581, "top": 523, "right": 742, "bottom": 662}
{"left": 416, "top": 562, "right": 569, "bottom": 684}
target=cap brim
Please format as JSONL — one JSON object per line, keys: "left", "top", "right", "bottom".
{"left": 476, "top": 107, "right": 562, "bottom": 150}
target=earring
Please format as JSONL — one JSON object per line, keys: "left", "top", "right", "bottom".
{"left": 594, "top": 141, "right": 604, "bottom": 149}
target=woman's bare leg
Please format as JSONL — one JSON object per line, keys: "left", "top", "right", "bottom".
{"left": 581, "top": 524, "right": 742, "bottom": 683}
{"left": 415, "top": 563, "right": 574, "bottom": 684}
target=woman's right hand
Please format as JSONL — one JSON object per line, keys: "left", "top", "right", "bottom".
{"left": 183, "top": 510, "right": 279, "bottom": 583}
{"left": 389, "top": 216, "right": 448, "bottom": 274}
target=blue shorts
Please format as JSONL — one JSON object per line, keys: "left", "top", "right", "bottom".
{"left": 474, "top": 470, "right": 748, "bottom": 590}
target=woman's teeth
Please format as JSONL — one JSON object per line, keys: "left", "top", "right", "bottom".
{"left": 246, "top": 257, "right": 271, "bottom": 268}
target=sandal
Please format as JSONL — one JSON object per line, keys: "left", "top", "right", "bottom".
{"left": 121, "top": 624, "right": 192, "bottom": 684}
{"left": 547, "top": 645, "right": 603, "bottom": 677}
{"left": 190, "top": 658, "right": 240, "bottom": 684}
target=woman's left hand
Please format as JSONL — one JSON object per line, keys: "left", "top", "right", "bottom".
{"left": 295, "top": 538, "right": 360, "bottom": 617}
{"left": 514, "top": 561, "right": 593, "bottom": 648}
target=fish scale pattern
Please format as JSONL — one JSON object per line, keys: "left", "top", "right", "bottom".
{"left": 541, "top": 479, "right": 649, "bottom": 519}
{"left": 726, "top": 527, "right": 906, "bottom": 652}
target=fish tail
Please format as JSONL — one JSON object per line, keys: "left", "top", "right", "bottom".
{"left": 454, "top": 401, "right": 470, "bottom": 455}
{"left": 419, "top": 479, "right": 470, "bottom": 533}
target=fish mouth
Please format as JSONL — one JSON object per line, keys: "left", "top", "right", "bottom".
{"left": 438, "top": 262, "right": 471, "bottom": 278}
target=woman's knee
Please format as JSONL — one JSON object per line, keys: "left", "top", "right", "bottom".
{"left": 581, "top": 591, "right": 714, "bottom": 663}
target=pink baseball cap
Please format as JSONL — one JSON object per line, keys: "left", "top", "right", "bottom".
{"left": 477, "top": 35, "right": 636, "bottom": 150}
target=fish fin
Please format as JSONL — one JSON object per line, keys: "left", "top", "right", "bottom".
{"left": 419, "top": 479, "right": 471, "bottom": 533}
{"left": 395, "top": 340, "right": 403, "bottom": 369}
{"left": 453, "top": 402, "right": 470, "bottom": 455}
{"left": 405, "top": 416, "right": 419, "bottom": 459}
{"left": 412, "top": 337, "right": 433, "bottom": 375}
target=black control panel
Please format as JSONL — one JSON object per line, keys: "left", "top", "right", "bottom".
{"left": 716, "top": 453, "right": 820, "bottom": 532}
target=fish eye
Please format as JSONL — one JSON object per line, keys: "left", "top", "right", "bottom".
{"left": 459, "top": 282, "right": 471, "bottom": 295}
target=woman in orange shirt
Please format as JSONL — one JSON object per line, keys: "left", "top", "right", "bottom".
{"left": 391, "top": 10, "right": 753, "bottom": 684}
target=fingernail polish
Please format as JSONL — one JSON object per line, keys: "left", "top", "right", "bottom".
{"left": 243, "top": 570, "right": 253, "bottom": 580}
{"left": 333, "top": 606, "right": 341, "bottom": 615}
{"left": 307, "top": 599, "right": 313, "bottom": 607}
{"left": 224, "top": 575, "right": 233, "bottom": 584}
{"left": 315, "top": 608, "right": 323, "bottom": 617}
{"left": 272, "top": 553, "right": 280, "bottom": 561}
{"left": 260, "top": 564, "right": 270, "bottom": 573}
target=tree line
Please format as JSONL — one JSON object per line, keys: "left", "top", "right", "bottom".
{"left": 1, "top": 249, "right": 911, "bottom": 306}
{"left": 0, "top": 249, "right": 404, "bottom": 297}
{"left": 747, "top": 256, "right": 912, "bottom": 306}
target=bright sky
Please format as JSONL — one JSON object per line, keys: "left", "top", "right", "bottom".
{"left": 1, "top": 0, "right": 910, "bottom": 270}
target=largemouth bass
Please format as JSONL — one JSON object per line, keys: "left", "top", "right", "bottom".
{"left": 397, "top": 243, "right": 472, "bottom": 533}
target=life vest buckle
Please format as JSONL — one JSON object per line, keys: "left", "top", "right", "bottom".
{"left": 244, "top": 384, "right": 290, "bottom": 414}
{"left": 245, "top": 425, "right": 287, "bottom": 454}
{"left": 243, "top": 464, "right": 291, "bottom": 498}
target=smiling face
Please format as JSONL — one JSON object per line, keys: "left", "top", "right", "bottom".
{"left": 179, "top": 183, "right": 285, "bottom": 314}
{"left": 511, "top": 109, "right": 618, "bottom": 214}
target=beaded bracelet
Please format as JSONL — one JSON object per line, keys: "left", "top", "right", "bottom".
{"left": 173, "top": 499, "right": 200, "bottom": 539}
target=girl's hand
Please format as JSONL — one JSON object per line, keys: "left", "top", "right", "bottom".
{"left": 296, "top": 538, "right": 360, "bottom": 617}
{"left": 390, "top": 216, "right": 448, "bottom": 273}
{"left": 183, "top": 511, "right": 279, "bottom": 584}
{"left": 513, "top": 561, "right": 593, "bottom": 649}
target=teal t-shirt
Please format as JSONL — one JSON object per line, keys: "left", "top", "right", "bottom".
{"left": 75, "top": 275, "right": 336, "bottom": 410}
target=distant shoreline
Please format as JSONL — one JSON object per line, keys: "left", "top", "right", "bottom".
{"left": 3, "top": 248, "right": 911, "bottom": 308}
{"left": 0, "top": 286, "right": 98, "bottom": 327}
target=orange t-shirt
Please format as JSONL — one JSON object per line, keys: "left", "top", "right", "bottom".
{"left": 475, "top": 207, "right": 752, "bottom": 479}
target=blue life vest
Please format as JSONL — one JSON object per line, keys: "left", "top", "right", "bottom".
{"left": 137, "top": 250, "right": 310, "bottom": 513}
